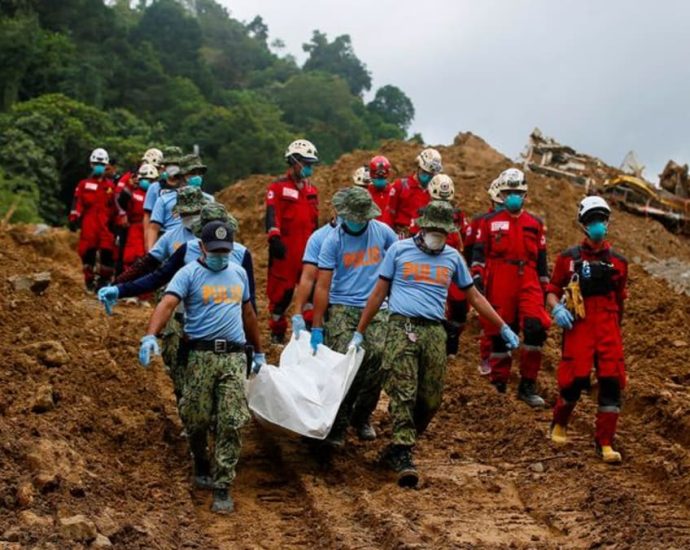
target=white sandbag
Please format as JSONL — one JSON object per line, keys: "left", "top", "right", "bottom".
{"left": 246, "top": 332, "right": 364, "bottom": 439}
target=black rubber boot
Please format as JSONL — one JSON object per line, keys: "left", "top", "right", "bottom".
{"left": 518, "top": 378, "right": 546, "bottom": 408}
{"left": 190, "top": 433, "right": 213, "bottom": 489}
{"left": 211, "top": 488, "right": 234, "bottom": 514}
{"left": 270, "top": 333, "right": 285, "bottom": 345}
{"left": 381, "top": 445, "right": 419, "bottom": 488}
{"left": 491, "top": 380, "right": 507, "bottom": 394}
{"left": 444, "top": 321, "right": 460, "bottom": 356}
{"left": 355, "top": 421, "right": 377, "bottom": 441}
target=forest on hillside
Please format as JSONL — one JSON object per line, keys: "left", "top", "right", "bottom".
{"left": 0, "top": 0, "right": 416, "bottom": 225}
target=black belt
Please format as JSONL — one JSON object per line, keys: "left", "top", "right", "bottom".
{"left": 186, "top": 339, "right": 245, "bottom": 353}
{"left": 389, "top": 313, "right": 442, "bottom": 327}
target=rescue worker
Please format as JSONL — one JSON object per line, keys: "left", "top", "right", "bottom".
{"left": 471, "top": 168, "right": 551, "bottom": 406}
{"left": 265, "top": 139, "right": 319, "bottom": 344}
{"left": 546, "top": 196, "right": 628, "bottom": 464}
{"left": 139, "top": 220, "right": 265, "bottom": 514}
{"left": 367, "top": 155, "right": 392, "bottom": 220}
{"left": 383, "top": 148, "right": 442, "bottom": 235}
{"left": 143, "top": 147, "right": 174, "bottom": 247}
{"left": 311, "top": 187, "right": 397, "bottom": 444}
{"left": 69, "top": 147, "right": 117, "bottom": 291}
{"left": 354, "top": 201, "right": 519, "bottom": 486}
{"left": 352, "top": 166, "right": 371, "bottom": 188}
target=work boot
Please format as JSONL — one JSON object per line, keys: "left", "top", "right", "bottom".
{"left": 193, "top": 454, "right": 213, "bottom": 490}
{"left": 381, "top": 445, "right": 419, "bottom": 488}
{"left": 491, "top": 380, "right": 507, "bottom": 394}
{"left": 517, "top": 378, "right": 545, "bottom": 408}
{"left": 355, "top": 421, "right": 377, "bottom": 441}
{"left": 270, "top": 333, "right": 285, "bottom": 345}
{"left": 324, "top": 425, "right": 346, "bottom": 448}
{"left": 211, "top": 488, "right": 234, "bottom": 513}
{"left": 550, "top": 423, "right": 568, "bottom": 446}
{"left": 597, "top": 444, "right": 622, "bottom": 464}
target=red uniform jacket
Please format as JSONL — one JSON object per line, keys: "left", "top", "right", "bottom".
{"left": 265, "top": 173, "right": 318, "bottom": 240}
{"left": 367, "top": 184, "right": 390, "bottom": 221}
{"left": 70, "top": 176, "right": 116, "bottom": 254}
{"left": 383, "top": 173, "right": 429, "bottom": 230}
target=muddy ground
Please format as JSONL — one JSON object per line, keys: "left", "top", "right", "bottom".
{"left": 1, "top": 134, "right": 689, "bottom": 549}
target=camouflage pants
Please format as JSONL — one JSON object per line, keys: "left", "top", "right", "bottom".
{"left": 161, "top": 314, "right": 187, "bottom": 400}
{"left": 382, "top": 315, "right": 447, "bottom": 446}
{"left": 179, "top": 351, "right": 250, "bottom": 488}
{"left": 325, "top": 305, "right": 388, "bottom": 435}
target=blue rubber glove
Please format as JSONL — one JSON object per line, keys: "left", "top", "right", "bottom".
{"left": 310, "top": 328, "right": 324, "bottom": 355}
{"left": 552, "top": 303, "right": 574, "bottom": 330}
{"left": 500, "top": 324, "right": 520, "bottom": 350}
{"left": 98, "top": 286, "right": 119, "bottom": 316}
{"left": 348, "top": 331, "right": 364, "bottom": 350}
{"left": 291, "top": 314, "right": 306, "bottom": 340}
{"left": 139, "top": 335, "right": 160, "bottom": 367}
{"left": 252, "top": 352, "right": 266, "bottom": 376}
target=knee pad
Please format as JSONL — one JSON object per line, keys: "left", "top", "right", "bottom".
{"left": 82, "top": 248, "right": 97, "bottom": 265}
{"left": 560, "top": 376, "right": 589, "bottom": 403}
{"left": 523, "top": 317, "right": 547, "bottom": 347}
{"left": 598, "top": 377, "right": 621, "bottom": 409}
{"left": 100, "top": 249, "right": 114, "bottom": 266}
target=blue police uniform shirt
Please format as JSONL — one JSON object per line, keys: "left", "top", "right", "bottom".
{"left": 143, "top": 181, "right": 162, "bottom": 213}
{"left": 318, "top": 220, "right": 397, "bottom": 308}
{"left": 150, "top": 189, "right": 215, "bottom": 231}
{"left": 303, "top": 221, "right": 338, "bottom": 265}
{"left": 379, "top": 238, "right": 474, "bottom": 321}
{"left": 165, "top": 260, "right": 250, "bottom": 342}
{"left": 149, "top": 223, "right": 195, "bottom": 262}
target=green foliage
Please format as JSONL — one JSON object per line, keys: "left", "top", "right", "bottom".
{"left": 368, "top": 85, "right": 415, "bottom": 133}
{"left": 0, "top": 166, "right": 41, "bottom": 224}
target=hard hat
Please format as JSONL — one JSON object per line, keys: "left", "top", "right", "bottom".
{"left": 142, "top": 148, "right": 164, "bottom": 166}
{"left": 428, "top": 174, "right": 455, "bottom": 201}
{"left": 578, "top": 195, "right": 611, "bottom": 224}
{"left": 285, "top": 139, "right": 319, "bottom": 164}
{"left": 137, "top": 162, "right": 159, "bottom": 180}
{"left": 90, "top": 148, "right": 109, "bottom": 164}
{"left": 488, "top": 177, "right": 504, "bottom": 204}
{"left": 496, "top": 168, "right": 528, "bottom": 193}
{"left": 369, "top": 155, "right": 391, "bottom": 179}
{"left": 416, "top": 148, "right": 443, "bottom": 174}
{"left": 352, "top": 166, "right": 371, "bottom": 188}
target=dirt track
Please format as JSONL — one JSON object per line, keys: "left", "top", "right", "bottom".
{"left": 1, "top": 134, "right": 690, "bottom": 548}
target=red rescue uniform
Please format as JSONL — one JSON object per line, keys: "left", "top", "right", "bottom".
{"left": 367, "top": 183, "right": 390, "bottom": 221}
{"left": 383, "top": 173, "right": 429, "bottom": 234}
{"left": 548, "top": 240, "right": 628, "bottom": 447}
{"left": 472, "top": 209, "right": 551, "bottom": 384}
{"left": 265, "top": 172, "right": 319, "bottom": 337}
{"left": 116, "top": 185, "right": 148, "bottom": 271}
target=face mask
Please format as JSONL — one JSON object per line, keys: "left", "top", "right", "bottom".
{"left": 187, "top": 175, "right": 203, "bottom": 187}
{"left": 494, "top": 203, "right": 505, "bottom": 211}
{"left": 206, "top": 253, "right": 229, "bottom": 271}
{"left": 504, "top": 193, "right": 524, "bottom": 212}
{"left": 372, "top": 178, "right": 387, "bottom": 189}
{"left": 92, "top": 165, "right": 106, "bottom": 177}
{"left": 160, "top": 171, "right": 169, "bottom": 181}
{"left": 586, "top": 221, "right": 608, "bottom": 242}
{"left": 182, "top": 214, "right": 200, "bottom": 230}
{"left": 418, "top": 172, "right": 433, "bottom": 187}
{"left": 300, "top": 165, "right": 313, "bottom": 179}
{"left": 139, "top": 178, "right": 151, "bottom": 191}
{"left": 344, "top": 220, "right": 367, "bottom": 233}
{"left": 423, "top": 231, "right": 446, "bottom": 251}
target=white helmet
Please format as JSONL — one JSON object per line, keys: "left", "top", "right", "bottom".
{"left": 90, "top": 148, "right": 109, "bottom": 164}
{"left": 141, "top": 147, "right": 164, "bottom": 166}
{"left": 488, "top": 177, "right": 504, "bottom": 204}
{"left": 285, "top": 139, "right": 319, "bottom": 164}
{"left": 137, "top": 162, "right": 159, "bottom": 180}
{"left": 352, "top": 166, "right": 371, "bottom": 188}
{"left": 416, "top": 148, "right": 443, "bottom": 174}
{"left": 578, "top": 196, "right": 611, "bottom": 224}
{"left": 428, "top": 174, "right": 455, "bottom": 201}
{"left": 496, "top": 168, "right": 527, "bottom": 193}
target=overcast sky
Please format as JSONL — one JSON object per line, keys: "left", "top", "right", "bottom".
{"left": 220, "top": 0, "right": 690, "bottom": 181}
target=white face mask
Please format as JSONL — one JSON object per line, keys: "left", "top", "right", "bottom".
{"left": 423, "top": 231, "right": 446, "bottom": 251}
{"left": 182, "top": 215, "right": 200, "bottom": 230}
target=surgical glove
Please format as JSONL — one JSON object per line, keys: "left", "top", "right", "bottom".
{"left": 291, "top": 314, "right": 306, "bottom": 339}
{"left": 552, "top": 303, "right": 574, "bottom": 330}
{"left": 310, "top": 327, "right": 324, "bottom": 355}
{"left": 139, "top": 335, "right": 160, "bottom": 367}
{"left": 268, "top": 236, "right": 287, "bottom": 260}
{"left": 348, "top": 331, "right": 364, "bottom": 350}
{"left": 252, "top": 352, "right": 266, "bottom": 376}
{"left": 98, "top": 286, "right": 119, "bottom": 315}
{"left": 500, "top": 324, "right": 520, "bottom": 350}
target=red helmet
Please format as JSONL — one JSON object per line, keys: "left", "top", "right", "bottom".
{"left": 369, "top": 155, "right": 391, "bottom": 179}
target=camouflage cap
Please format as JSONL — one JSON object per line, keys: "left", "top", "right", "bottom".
{"left": 416, "top": 200, "right": 456, "bottom": 232}
{"left": 172, "top": 186, "right": 207, "bottom": 216}
{"left": 191, "top": 202, "right": 239, "bottom": 237}
{"left": 181, "top": 153, "right": 207, "bottom": 175}
{"left": 331, "top": 187, "right": 381, "bottom": 223}
{"left": 161, "top": 146, "right": 183, "bottom": 161}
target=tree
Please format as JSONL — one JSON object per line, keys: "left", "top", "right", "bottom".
{"left": 367, "top": 85, "right": 415, "bottom": 134}
{"left": 303, "top": 31, "right": 372, "bottom": 97}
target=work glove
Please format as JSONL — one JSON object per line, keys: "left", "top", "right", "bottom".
{"left": 499, "top": 324, "right": 520, "bottom": 351}
{"left": 310, "top": 327, "right": 324, "bottom": 355}
{"left": 67, "top": 214, "right": 80, "bottom": 232}
{"left": 348, "top": 331, "right": 364, "bottom": 351}
{"left": 97, "top": 285, "right": 119, "bottom": 316}
{"left": 139, "top": 335, "right": 160, "bottom": 367}
{"left": 291, "top": 314, "right": 306, "bottom": 340}
{"left": 251, "top": 352, "right": 266, "bottom": 376}
{"left": 552, "top": 303, "right": 574, "bottom": 330}
{"left": 268, "top": 235, "right": 287, "bottom": 260}
{"left": 472, "top": 274, "right": 485, "bottom": 295}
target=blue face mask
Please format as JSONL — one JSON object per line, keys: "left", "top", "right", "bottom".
{"left": 206, "top": 253, "right": 230, "bottom": 271}
{"left": 372, "top": 178, "right": 387, "bottom": 189}
{"left": 494, "top": 203, "right": 505, "bottom": 211}
{"left": 139, "top": 178, "right": 151, "bottom": 191}
{"left": 300, "top": 165, "right": 313, "bottom": 179}
{"left": 344, "top": 220, "right": 367, "bottom": 233}
{"left": 92, "top": 164, "right": 106, "bottom": 177}
{"left": 418, "top": 172, "right": 433, "bottom": 187}
{"left": 504, "top": 193, "right": 524, "bottom": 212}
{"left": 586, "top": 221, "right": 608, "bottom": 242}
{"left": 160, "top": 171, "right": 168, "bottom": 181}
{"left": 187, "top": 175, "right": 203, "bottom": 187}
